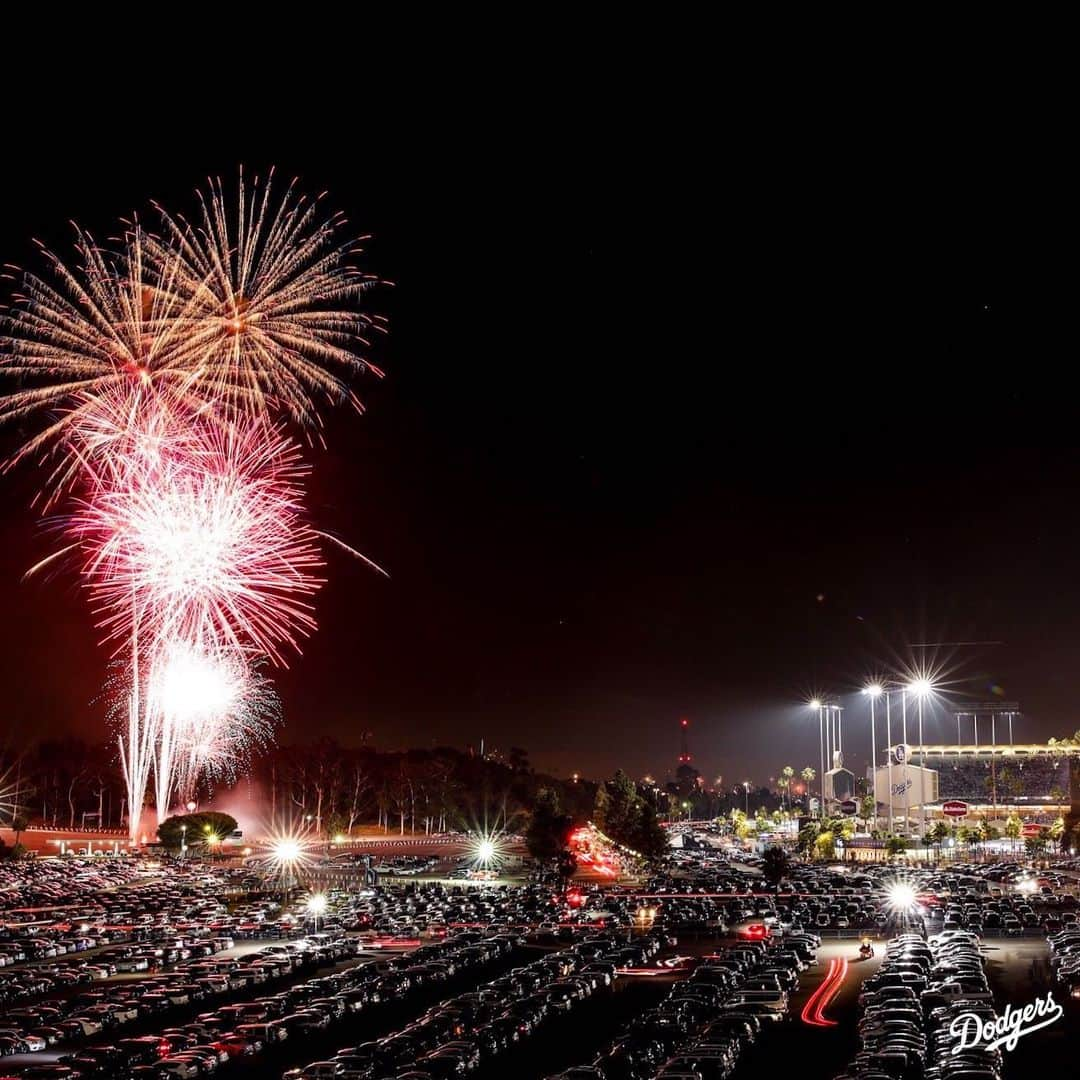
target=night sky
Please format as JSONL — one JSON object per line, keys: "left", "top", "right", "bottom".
{"left": 0, "top": 83, "right": 1071, "bottom": 789}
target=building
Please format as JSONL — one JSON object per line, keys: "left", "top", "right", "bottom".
{"left": 872, "top": 742, "right": 1078, "bottom": 829}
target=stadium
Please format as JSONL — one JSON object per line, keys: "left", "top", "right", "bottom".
{"left": 870, "top": 704, "right": 1079, "bottom": 831}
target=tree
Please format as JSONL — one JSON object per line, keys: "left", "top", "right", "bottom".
{"left": 525, "top": 788, "right": 573, "bottom": 865}
{"left": 593, "top": 783, "right": 610, "bottom": 830}
{"left": 814, "top": 830, "right": 835, "bottom": 860}
{"left": 859, "top": 795, "right": 876, "bottom": 832}
{"left": 157, "top": 812, "right": 238, "bottom": 851}
{"left": 797, "top": 821, "right": 820, "bottom": 854}
{"left": 884, "top": 835, "right": 908, "bottom": 858}
{"left": 604, "top": 770, "right": 637, "bottom": 840}
{"left": 1025, "top": 830, "right": 1049, "bottom": 858}
{"left": 628, "top": 802, "right": 669, "bottom": 863}
{"left": 800, "top": 767, "right": 815, "bottom": 808}
{"left": 1004, "top": 813, "right": 1022, "bottom": 852}
{"left": 762, "top": 846, "right": 791, "bottom": 884}
{"left": 927, "top": 820, "right": 951, "bottom": 859}
{"left": 10, "top": 813, "right": 28, "bottom": 849}
{"left": 779, "top": 765, "right": 794, "bottom": 809}
{"left": 730, "top": 809, "right": 751, "bottom": 840}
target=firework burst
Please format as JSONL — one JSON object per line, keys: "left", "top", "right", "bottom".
{"left": 70, "top": 411, "right": 325, "bottom": 666}
{"left": 1, "top": 171, "right": 387, "bottom": 839}
{"left": 147, "top": 169, "right": 386, "bottom": 430}
{"left": 0, "top": 227, "right": 211, "bottom": 497}
{"left": 148, "top": 638, "right": 279, "bottom": 810}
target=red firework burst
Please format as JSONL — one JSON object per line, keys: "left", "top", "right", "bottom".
{"left": 70, "top": 403, "right": 325, "bottom": 666}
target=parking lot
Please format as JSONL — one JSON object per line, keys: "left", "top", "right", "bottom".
{"left": 0, "top": 847, "right": 1077, "bottom": 1078}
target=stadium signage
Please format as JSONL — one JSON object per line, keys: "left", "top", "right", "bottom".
{"left": 942, "top": 800, "right": 968, "bottom": 817}
{"left": 949, "top": 991, "right": 1063, "bottom": 1054}
{"left": 1022, "top": 822, "right": 1044, "bottom": 838}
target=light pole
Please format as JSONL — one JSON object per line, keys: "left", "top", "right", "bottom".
{"left": 864, "top": 684, "right": 883, "bottom": 832}
{"left": 907, "top": 678, "right": 933, "bottom": 844}
{"left": 810, "top": 699, "right": 824, "bottom": 818}
{"left": 885, "top": 692, "right": 894, "bottom": 835}
{"left": 180, "top": 824, "right": 187, "bottom": 859}
{"left": 901, "top": 688, "right": 909, "bottom": 835}
{"left": 743, "top": 781, "right": 751, "bottom": 816}
{"left": 306, "top": 893, "right": 327, "bottom": 934}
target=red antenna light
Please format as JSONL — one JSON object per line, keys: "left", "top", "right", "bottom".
{"left": 678, "top": 717, "right": 691, "bottom": 764}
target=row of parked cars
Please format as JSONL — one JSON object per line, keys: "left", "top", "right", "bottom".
{"left": 548, "top": 929, "right": 821, "bottom": 1079}
{"left": 54, "top": 917, "right": 535, "bottom": 1079}
{"left": 1046, "top": 923, "right": 1080, "bottom": 998}
{"left": 282, "top": 924, "right": 652, "bottom": 1079}
{"left": 0, "top": 929, "right": 354, "bottom": 1071}
{"left": 837, "top": 929, "right": 998, "bottom": 1079}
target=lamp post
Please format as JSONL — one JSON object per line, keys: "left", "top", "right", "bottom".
{"left": 180, "top": 824, "right": 187, "bottom": 859}
{"left": 885, "top": 692, "right": 894, "bottom": 835}
{"left": 743, "top": 781, "right": 751, "bottom": 817}
{"left": 306, "top": 892, "right": 327, "bottom": 934}
{"left": 864, "top": 684, "right": 883, "bottom": 832}
{"left": 810, "top": 699, "right": 824, "bottom": 818}
{"left": 907, "top": 678, "right": 933, "bottom": 844}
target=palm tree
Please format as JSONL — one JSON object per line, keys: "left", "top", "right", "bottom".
{"left": 780, "top": 765, "right": 795, "bottom": 810}
{"left": 1004, "top": 813, "right": 1022, "bottom": 853}
{"left": 801, "top": 766, "right": 816, "bottom": 810}
{"left": 927, "top": 820, "right": 951, "bottom": 861}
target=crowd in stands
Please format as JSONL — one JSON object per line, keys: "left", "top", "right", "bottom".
{"left": 916, "top": 754, "right": 1070, "bottom": 803}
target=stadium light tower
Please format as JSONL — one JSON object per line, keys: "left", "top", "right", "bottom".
{"left": 906, "top": 677, "right": 936, "bottom": 841}
{"left": 864, "top": 683, "right": 883, "bottom": 830}
{"left": 809, "top": 699, "right": 824, "bottom": 818}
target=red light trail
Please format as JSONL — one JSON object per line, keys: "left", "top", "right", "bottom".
{"left": 800, "top": 956, "right": 848, "bottom": 1027}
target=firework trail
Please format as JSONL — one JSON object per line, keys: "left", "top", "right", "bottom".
{"left": 146, "top": 638, "right": 279, "bottom": 819}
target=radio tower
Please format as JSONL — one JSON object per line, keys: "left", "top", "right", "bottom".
{"left": 678, "top": 717, "right": 691, "bottom": 765}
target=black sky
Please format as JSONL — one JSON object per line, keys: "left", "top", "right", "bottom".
{"left": 0, "top": 61, "right": 1072, "bottom": 788}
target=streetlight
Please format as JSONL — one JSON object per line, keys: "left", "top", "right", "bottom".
{"left": 306, "top": 892, "right": 327, "bottom": 932}
{"left": 809, "top": 699, "right": 824, "bottom": 818}
{"left": 180, "top": 824, "right": 187, "bottom": 859}
{"left": 907, "top": 677, "right": 935, "bottom": 841}
{"left": 743, "top": 781, "right": 751, "bottom": 816}
{"left": 864, "top": 683, "right": 883, "bottom": 831}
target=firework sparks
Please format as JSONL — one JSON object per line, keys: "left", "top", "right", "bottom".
{"left": 1, "top": 172, "right": 387, "bottom": 839}
{"left": 147, "top": 169, "right": 386, "bottom": 430}
{"left": 0, "top": 227, "right": 212, "bottom": 497}
{"left": 70, "top": 412, "right": 325, "bottom": 666}
{"left": 147, "top": 639, "right": 279, "bottom": 812}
